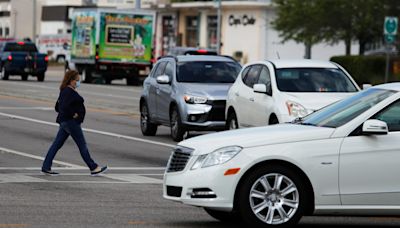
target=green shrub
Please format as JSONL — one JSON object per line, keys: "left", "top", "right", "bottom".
{"left": 330, "top": 55, "right": 399, "bottom": 86}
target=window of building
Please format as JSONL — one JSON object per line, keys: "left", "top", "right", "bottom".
{"left": 0, "top": 27, "right": 3, "bottom": 37}
{"left": 186, "top": 16, "right": 199, "bottom": 47}
{"left": 5, "top": 27, "right": 9, "bottom": 37}
{"left": 162, "top": 15, "right": 176, "bottom": 56}
{"left": 207, "top": 16, "right": 218, "bottom": 49}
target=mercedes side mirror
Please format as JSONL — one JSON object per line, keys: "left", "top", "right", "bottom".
{"left": 362, "top": 119, "right": 388, "bottom": 135}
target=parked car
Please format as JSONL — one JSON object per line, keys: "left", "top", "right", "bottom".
{"left": 167, "top": 47, "right": 218, "bottom": 56}
{"left": 0, "top": 41, "right": 48, "bottom": 81}
{"left": 163, "top": 83, "right": 400, "bottom": 227}
{"left": 140, "top": 55, "right": 241, "bottom": 141}
{"left": 226, "top": 59, "right": 360, "bottom": 129}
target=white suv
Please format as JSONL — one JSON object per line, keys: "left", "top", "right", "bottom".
{"left": 226, "top": 59, "right": 360, "bottom": 129}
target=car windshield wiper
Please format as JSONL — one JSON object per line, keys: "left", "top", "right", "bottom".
{"left": 291, "top": 117, "right": 303, "bottom": 124}
{"left": 299, "top": 122, "right": 316, "bottom": 126}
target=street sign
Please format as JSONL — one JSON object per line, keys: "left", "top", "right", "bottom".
{"left": 385, "top": 34, "right": 396, "bottom": 43}
{"left": 384, "top": 17, "right": 398, "bottom": 35}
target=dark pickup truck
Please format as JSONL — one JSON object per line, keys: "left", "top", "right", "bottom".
{"left": 0, "top": 41, "right": 48, "bottom": 81}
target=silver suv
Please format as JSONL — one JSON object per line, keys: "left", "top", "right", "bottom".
{"left": 140, "top": 55, "right": 241, "bottom": 141}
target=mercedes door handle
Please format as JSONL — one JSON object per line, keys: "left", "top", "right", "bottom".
{"left": 249, "top": 98, "right": 254, "bottom": 102}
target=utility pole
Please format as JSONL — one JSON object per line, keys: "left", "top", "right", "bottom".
{"left": 216, "top": 0, "right": 221, "bottom": 54}
{"left": 33, "top": 0, "right": 37, "bottom": 43}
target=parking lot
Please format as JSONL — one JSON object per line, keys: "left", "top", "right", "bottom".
{"left": 0, "top": 67, "right": 400, "bottom": 227}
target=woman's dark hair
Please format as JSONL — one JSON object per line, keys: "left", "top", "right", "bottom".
{"left": 60, "top": 70, "right": 79, "bottom": 90}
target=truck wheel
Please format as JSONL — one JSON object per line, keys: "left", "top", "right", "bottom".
{"left": 21, "top": 74, "right": 28, "bottom": 81}
{"left": 170, "top": 107, "right": 185, "bottom": 142}
{"left": 0, "top": 67, "right": 9, "bottom": 80}
{"left": 37, "top": 74, "right": 45, "bottom": 82}
{"left": 126, "top": 76, "right": 139, "bottom": 86}
{"left": 82, "top": 68, "right": 92, "bottom": 83}
{"left": 238, "top": 165, "right": 308, "bottom": 228}
{"left": 56, "top": 55, "right": 65, "bottom": 63}
{"left": 140, "top": 102, "right": 158, "bottom": 136}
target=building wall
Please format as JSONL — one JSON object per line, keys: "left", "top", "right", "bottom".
{"left": 11, "top": 0, "right": 42, "bottom": 40}
{"left": 0, "top": 1, "right": 11, "bottom": 38}
{"left": 41, "top": 21, "right": 69, "bottom": 34}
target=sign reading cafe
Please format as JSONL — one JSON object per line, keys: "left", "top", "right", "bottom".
{"left": 229, "top": 15, "right": 256, "bottom": 26}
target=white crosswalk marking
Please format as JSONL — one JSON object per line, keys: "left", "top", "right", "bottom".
{"left": 0, "top": 174, "right": 46, "bottom": 183}
{"left": 105, "top": 174, "right": 163, "bottom": 184}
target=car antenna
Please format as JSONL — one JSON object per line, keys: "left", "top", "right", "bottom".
{"left": 276, "top": 51, "right": 280, "bottom": 59}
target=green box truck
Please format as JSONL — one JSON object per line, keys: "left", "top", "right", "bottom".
{"left": 70, "top": 8, "right": 155, "bottom": 85}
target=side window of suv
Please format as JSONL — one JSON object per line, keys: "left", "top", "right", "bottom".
{"left": 243, "top": 65, "right": 261, "bottom": 88}
{"left": 164, "top": 62, "right": 174, "bottom": 80}
{"left": 373, "top": 100, "right": 400, "bottom": 132}
{"left": 152, "top": 62, "right": 167, "bottom": 78}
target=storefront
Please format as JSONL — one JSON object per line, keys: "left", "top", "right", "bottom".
{"left": 152, "top": 1, "right": 358, "bottom": 63}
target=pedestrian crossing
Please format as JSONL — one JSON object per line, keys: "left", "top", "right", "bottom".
{"left": 0, "top": 167, "right": 165, "bottom": 184}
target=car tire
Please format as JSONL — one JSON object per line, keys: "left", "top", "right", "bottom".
{"left": 21, "top": 74, "right": 28, "bottom": 81}
{"left": 37, "top": 73, "right": 45, "bottom": 82}
{"left": 227, "top": 111, "right": 239, "bottom": 130}
{"left": 56, "top": 55, "right": 65, "bottom": 64}
{"left": 140, "top": 103, "right": 158, "bottom": 136}
{"left": 269, "top": 115, "right": 279, "bottom": 125}
{"left": 204, "top": 208, "right": 242, "bottom": 224}
{"left": 238, "top": 165, "right": 308, "bottom": 228}
{"left": 170, "top": 107, "right": 185, "bottom": 142}
{"left": 0, "top": 67, "right": 9, "bottom": 80}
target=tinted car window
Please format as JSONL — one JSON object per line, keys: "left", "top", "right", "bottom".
{"left": 164, "top": 62, "right": 174, "bottom": 79}
{"left": 276, "top": 68, "right": 358, "bottom": 92}
{"left": 258, "top": 66, "right": 271, "bottom": 85}
{"left": 153, "top": 62, "right": 167, "bottom": 77}
{"left": 300, "top": 88, "right": 396, "bottom": 128}
{"left": 177, "top": 61, "right": 241, "bottom": 83}
{"left": 374, "top": 100, "right": 400, "bottom": 132}
{"left": 243, "top": 65, "right": 261, "bottom": 88}
{"left": 4, "top": 43, "right": 38, "bottom": 52}
{"left": 241, "top": 66, "right": 251, "bottom": 81}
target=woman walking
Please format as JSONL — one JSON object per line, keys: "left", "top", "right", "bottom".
{"left": 42, "top": 70, "right": 107, "bottom": 176}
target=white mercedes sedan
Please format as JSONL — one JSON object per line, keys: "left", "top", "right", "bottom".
{"left": 163, "top": 83, "right": 400, "bottom": 227}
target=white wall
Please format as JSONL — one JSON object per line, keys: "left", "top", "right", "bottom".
{"left": 41, "top": 22, "right": 69, "bottom": 35}
{"left": 221, "top": 9, "right": 262, "bottom": 63}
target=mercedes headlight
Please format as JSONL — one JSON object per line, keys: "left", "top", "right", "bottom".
{"left": 191, "top": 146, "right": 242, "bottom": 169}
{"left": 286, "top": 101, "right": 308, "bottom": 118}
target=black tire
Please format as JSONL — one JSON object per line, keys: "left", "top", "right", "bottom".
{"left": 226, "top": 111, "right": 239, "bottom": 130}
{"left": 126, "top": 76, "right": 139, "bottom": 86}
{"left": 105, "top": 78, "right": 112, "bottom": 85}
{"left": 170, "top": 106, "right": 185, "bottom": 142}
{"left": 204, "top": 208, "right": 242, "bottom": 224}
{"left": 82, "top": 68, "right": 92, "bottom": 83}
{"left": 0, "top": 67, "right": 9, "bottom": 80}
{"left": 269, "top": 115, "right": 279, "bottom": 125}
{"left": 37, "top": 73, "right": 45, "bottom": 82}
{"left": 140, "top": 102, "right": 158, "bottom": 136}
{"left": 56, "top": 55, "right": 65, "bottom": 63}
{"left": 238, "top": 165, "right": 309, "bottom": 228}
{"left": 21, "top": 74, "right": 28, "bottom": 81}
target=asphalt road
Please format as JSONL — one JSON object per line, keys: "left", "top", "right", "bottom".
{"left": 0, "top": 68, "right": 400, "bottom": 228}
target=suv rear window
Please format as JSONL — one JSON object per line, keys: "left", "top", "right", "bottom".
{"left": 177, "top": 61, "right": 241, "bottom": 83}
{"left": 4, "top": 43, "right": 38, "bottom": 52}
